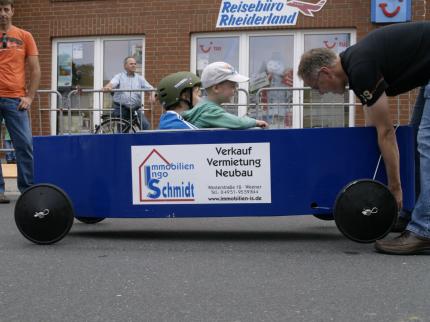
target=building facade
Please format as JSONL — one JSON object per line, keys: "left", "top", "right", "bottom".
{"left": 12, "top": 0, "right": 430, "bottom": 133}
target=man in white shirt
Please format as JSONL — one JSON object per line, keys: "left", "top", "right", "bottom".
{"left": 103, "top": 56, "right": 155, "bottom": 130}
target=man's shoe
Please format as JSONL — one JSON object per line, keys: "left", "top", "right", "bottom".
{"left": 391, "top": 216, "right": 410, "bottom": 233}
{"left": 0, "top": 193, "right": 10, "bottom": 204}
{"left": 375, "top": 231, "right": 430, "bottom": 255}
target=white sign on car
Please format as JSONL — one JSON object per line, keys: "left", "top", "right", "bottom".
{"left": 131, "top": 143, "right": 271, "bottom": 205}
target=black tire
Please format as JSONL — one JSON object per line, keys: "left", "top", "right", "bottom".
{"left": 15, "top": 184, "right": 74, "bottom": 245}
{"left": 334, "top": 179, "right": 397, "bottom": 243}
{"left": 313, "top": 213, "right": 334, "bottom": 221}
{"left": 95, "top": 118, "right": 134, "bottom": 134}
{"left": 75, "top": 217, "right": 105, "bottom": 224}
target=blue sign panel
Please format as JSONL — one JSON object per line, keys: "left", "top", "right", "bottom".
{"left": 371, "top": 0, "right": 411, "bottom": 23}
{"left": 33, "top": 127, "right": 415, "bottom": 219}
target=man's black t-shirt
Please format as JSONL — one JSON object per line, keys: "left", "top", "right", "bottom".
{"left": 340, "top": 22, "right": 430, "bottom": 106}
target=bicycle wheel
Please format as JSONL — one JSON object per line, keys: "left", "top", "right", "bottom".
{"left": 131, "top": 121, "right": 142, "bottom": 133}
{"left": 95, "top": 118, "right": 135, "bottom": 134}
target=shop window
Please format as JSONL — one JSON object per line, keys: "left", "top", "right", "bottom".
{"left": 52, "top": 37, "right": 145, "bottom": 134}
{"left": 102, "top": 39, "right": 143, "bottom": 109}
{"left": 196, "top": 37, "right": 239, "bottom": 77}
{"left": 191, "top": 30, "right": 355, "bottom": 128}
{"left": 249, "top": 35, "right": 294, "bottom": 128}
{"left": 303, "top": 33, "right": 351, "bottom": 128}
{"left": 57, "top": 42, "right": 94, "bottom": 89}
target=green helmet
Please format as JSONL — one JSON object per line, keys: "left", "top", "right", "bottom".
{"left": 157, "top": 72, "right": 201, "bottom": 109}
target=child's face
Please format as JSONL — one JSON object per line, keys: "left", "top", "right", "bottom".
{"left": 213, "top": 81, "right": 238, "bottom": 103}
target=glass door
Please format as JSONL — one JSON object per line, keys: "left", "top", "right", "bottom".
{"left": 57, "top": 41, "right": 94, "bottom": 133}
{"left": 53, "top": 37, "right": 145, "bottom": 134}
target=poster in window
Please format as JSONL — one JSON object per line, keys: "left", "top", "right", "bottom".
{"left": 58, "top": 51, "right": 72, "bottom": 87}
{"left": 72, "top": 44, "right": 83, "bottom": 60}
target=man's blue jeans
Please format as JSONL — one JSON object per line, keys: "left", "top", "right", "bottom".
{"left": 4, "top": 139, "right": 16, "bottom": 163}
{"left": 0, "top": 98, "right": 33, "bottom": 193}
{"left": 406, "top": 84, "right": 430, "bottom": 238}
{"left": 112, "top": 102, "right": 150, "bottom": 130}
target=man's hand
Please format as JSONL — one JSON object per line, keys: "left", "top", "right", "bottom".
{"left": 148, "top": 91, "right": 156, "bottom": 104}
{"left": 102, "top": 83, "right": 113, "bottom": 92}
{"left": 282, "top": 68, "right": 294, "bottom": 87}
{"left": 256, "top": 120, "right": 269, "bottom": 128}
{"left": 389, "top": 184, "right": 403, "bottom": 211}
{"left": 18, "top": 96, "right": 33, "bottom": 110}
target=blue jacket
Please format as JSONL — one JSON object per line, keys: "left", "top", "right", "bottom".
{"left": 158, "top": 111, "right": 198, "bottom": 130}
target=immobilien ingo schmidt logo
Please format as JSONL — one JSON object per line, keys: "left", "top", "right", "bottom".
{"left": 138, "top": 149, "right": 196, "bottom": 202}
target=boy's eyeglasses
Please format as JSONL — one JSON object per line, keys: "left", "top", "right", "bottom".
{"left": 1, "top": 33, "right": 7, "bottom": 49}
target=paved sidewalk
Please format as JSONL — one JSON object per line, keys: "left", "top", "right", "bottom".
{"left": 1, "top": 163, "right": 19, "bottom": 195}
{"left": 5, "top": 178, "right": 19, "bottom": 194}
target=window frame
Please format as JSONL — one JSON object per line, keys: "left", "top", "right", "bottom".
{"left": 51, "top": 35, "right": 146, "bottom": 134}
{"left": 191, "top": 29, "right": 356, "bottom": 127}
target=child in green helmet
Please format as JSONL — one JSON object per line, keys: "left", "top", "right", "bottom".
{"left": 157, "top": 71, "right": 201, "bottom": 130}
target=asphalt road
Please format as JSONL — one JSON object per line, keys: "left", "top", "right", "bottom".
{"left": 0, "top": 195, "right": 429, "bottom": 322}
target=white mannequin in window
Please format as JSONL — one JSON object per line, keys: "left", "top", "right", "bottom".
{"left": 264, "top": 53, "right": 293, "bottom": 128}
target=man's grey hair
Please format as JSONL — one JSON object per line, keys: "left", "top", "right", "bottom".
{"left": 0, "top": 0, "right": 14, "bottom": 7}
{"left": 298, "top": 48, "right": 337, "bottom": 80}
{"left": 123, "top": 56, "right": 136, "bottom": 65}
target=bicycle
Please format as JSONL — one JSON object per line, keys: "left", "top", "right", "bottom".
{"left": 95, "top": 105, "right": 143, "bottom": 134}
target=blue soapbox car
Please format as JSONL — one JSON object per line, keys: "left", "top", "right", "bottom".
{"left": 14, "top": 126, "right": 414, "bottom": 244}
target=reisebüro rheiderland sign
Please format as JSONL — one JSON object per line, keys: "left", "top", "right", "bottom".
{"left": 217, "top": 0, "right": 327, "bottom": 28}
{"left": 132, "top": 143, "right": 271, "bottom": 205}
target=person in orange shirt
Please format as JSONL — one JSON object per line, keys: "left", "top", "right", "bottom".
{"left": 0, "top": 0, "right": 40, "bottom": 203}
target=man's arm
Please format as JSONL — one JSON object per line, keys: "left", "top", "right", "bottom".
{"left": 19, "top": 55, "right": 41, "bottom": 110}
{"left": 103, "top": 73, "right": 121, "bottom": 91}
{"left": 140, "top": 77, "right": 156, "bottom": 104}
{"left": 367, "top": 92, "right": 402, "bottom": 209}
{"left": 148, "top": 91, "right": 156, "bottom": 104}
{"left": 198, "top": 105, "right": 258, "bottom": 129}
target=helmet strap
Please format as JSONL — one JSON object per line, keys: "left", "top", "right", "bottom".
{"left": 178, "top": 99, "right": 192, "bottom": 109}
{"left": 178, "top": 88, "right": 194, "bottom": 109}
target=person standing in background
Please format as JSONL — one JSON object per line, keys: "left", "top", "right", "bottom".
{"left": 0, "top": 0, "right": 40, "bottom": 203}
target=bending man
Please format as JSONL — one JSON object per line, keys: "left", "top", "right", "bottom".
{"left": 298, "top": 21, "right": 430, "bottom": 255}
